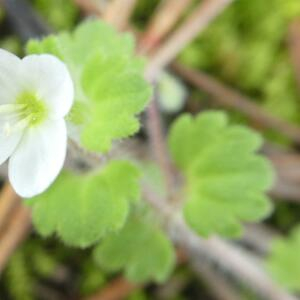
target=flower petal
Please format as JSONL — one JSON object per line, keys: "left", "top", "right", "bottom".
{"left": 0, "top": 120, "right": 23, "bottom": 165}
{"left": 0, "top": 48, "right": 22, "bottom": 104}
{"left": 9, "top": 119, "right": 67, "bottom": 197}
{"left": 21, "top": 54, "right": 74, "bottom": 118}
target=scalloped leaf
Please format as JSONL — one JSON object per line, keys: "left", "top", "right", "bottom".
{"left": 266, "top": 226, "right": 300, "bottom": 291}
{"left": 93, "top": 217, "right": 175, "bottom": 283}
{"left": 28, "top": 161, "right": 141, "bottom": 247}
{"left": 168, "top": 111, "right": 274, "bottom": 237}
{"left": 26, "top": 20, "right": 151, "bottom": 152}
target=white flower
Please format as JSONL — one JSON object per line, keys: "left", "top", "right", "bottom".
{"left": 0, "top": 49, "right": 74, "bottom": 197}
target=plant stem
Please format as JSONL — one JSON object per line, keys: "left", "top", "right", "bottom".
{"left": 146, "top": 0, "right": 234, "bottom": 79}
{"left": 0, "top": 200, "right": 31, "bottom": 274}
{"left": 172, "top": 63, "right": 300, "bottom": 144}
{"left": 146, "top": 95, "right": 175, "bottom": 196}
{"left": 73, "top": 0, "right": 103, "bottom": 16}
{"left": 103, "top": 0, "right": 137, "bottom": 30}
{"left": 288, "top": 18, "right": 300, "bottom": 91}
{"left": 0, "top": 182, "right": 20, "bottom": 232}
{"left": 143, "top": 188, "right": 298, "bottom": 300}
{"left": 86, "top": 277, "right": 137, "bottom": 300}
{"left": 139, "top": 0, "right": 192, "bottom": 54}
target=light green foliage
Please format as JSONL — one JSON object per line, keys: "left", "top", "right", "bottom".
{"left": 127, "top": 290, "right": 149, "bottom": 300}
{"left": 267, "top": 226, "right": 300, "bottom": 291}
{"left": 280, "top": 0, "right": 300, "bottom": 20}
{"left": 29, "top": 244, "right": 57, "bottom": 277}
{"left": 33, "top": 0, "right": 79, "bottom": 30}
{"left": 180, "top": 0, "right": 285, "bottom": 90}
{"left": 4, "top": 250, "right": 34, "bottom": 300}
{"left": 26, "top": 20, "right": 151, "bottom": 152}
{"left": 79, "top": 260, "right": 106, "bottom": 296}
{"left": 168, "top": 111, "right": 274, "bottom": 237}
{"left": 94, "top": 217, "right": 175, "bottom": 283}
{"left": 80, "top": 52, "right": 150, "bottom": 151}
{"left": 3, "top": 241, "right": 63, "bottom": 300}
{"left": 0, "top": 36, "right": 22, "bottom": 55}
{"left": 263, "top": 57, "right": 300, "bottom": 123}
{"left": 28, "top": 161, "right": 141, "bottom": 247}
{"left": 179, "top": 0, "right": 300, "bottom": 128}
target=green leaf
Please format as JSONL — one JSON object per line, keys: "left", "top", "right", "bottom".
{"left": 28, "top": 161, "right": 141, "bottom": 248}
{"left": 168, "top": 111, "right": 274, "bottom": 237}
{"left": 94, "top": 217, "right": 175, "bottom": 283}
{"left": 26, "top": 20, "right": 151, "bottom": 153}
{"left": 281, "top": 0, "right": 300, "bottom": 20}
{"left": 266, "top": 226, "right": 300, "bottom": 291}
{"left": 80, "top": 52, "right": 150, "bottom": 151}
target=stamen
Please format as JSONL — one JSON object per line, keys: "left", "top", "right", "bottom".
{"left": 2, "top": 116, "right": 31, "bottom": 137}
{"left": 12, "top": 116, "right": 31, "bottom": 132}
{"left": 3, "top": 122, "right": 11, "bottom": 137}
{"left": 0, "top": 92, "right": 48, "bottom": 133}
{"left": 0, "top": 104, "right": 25, "bottom": 114}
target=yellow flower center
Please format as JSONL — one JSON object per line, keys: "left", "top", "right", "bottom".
{"left": 0, "top": 91, "right": 48, "bottom": 137}
{"left": 16, "top": 91, "right": 47, "bottom": 126}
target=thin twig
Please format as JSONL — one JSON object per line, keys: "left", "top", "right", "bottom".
{"left": 192, "top": 259, "right": 242, "bottom": 300}
{"left": 144, "top": 0, "right": 234, "bottom": 197}
{"left": 262, "top": 146, "right": 300, "bottom": 201}
{"left": 242, "top": 224, "right": 279, "bottom": 256}
{"left": 288, "top": 18, "right": 300, "bottom": 91}
{"left": 143, "top": 188, "right": 298, "bottom": 300}
{"left": 86, "top": 276, "right": 137, "bottom": 300}
{"left": 0, "top": 182, "right": 21, "bottom": 232}
{"left": 139, "top": 0, "right": 193, "bottom": 54}
{"left": 146, "top": 96, "right": 175, "bottom": 196}
{"left": 154, "top": 272, "right": 189, "bottom": 299}
{"left": 146, "top": 0, "right": 234, "bottom": 79}
{"left": 0, "top": 175, "right": 31, "bottom": 276}
{"left": 270, "top": 180, "right": 300, "bottom": 202}
{"left": 172, "top": 63, "right": 300, "bottom": 144}
{"left": 73, "top": 0, "right": 103, "bottom": 16}
{"left": 0, "top": 202, "right": 31, "bottom": 274}
{"left": 103, "top": 0, "right": 137, "bottom": 30}
{"left": 269, "top": 152, "right": 300, "bottom": 183}
{"left": 188, "top": 236, "right": 297, "bottom": 300}
{"left": 268, "top": 151, "right": 300, "bottom": 201}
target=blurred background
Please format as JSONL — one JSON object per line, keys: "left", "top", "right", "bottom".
{"left": 1, "top": 0, "right": 300, "bottom": 299}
